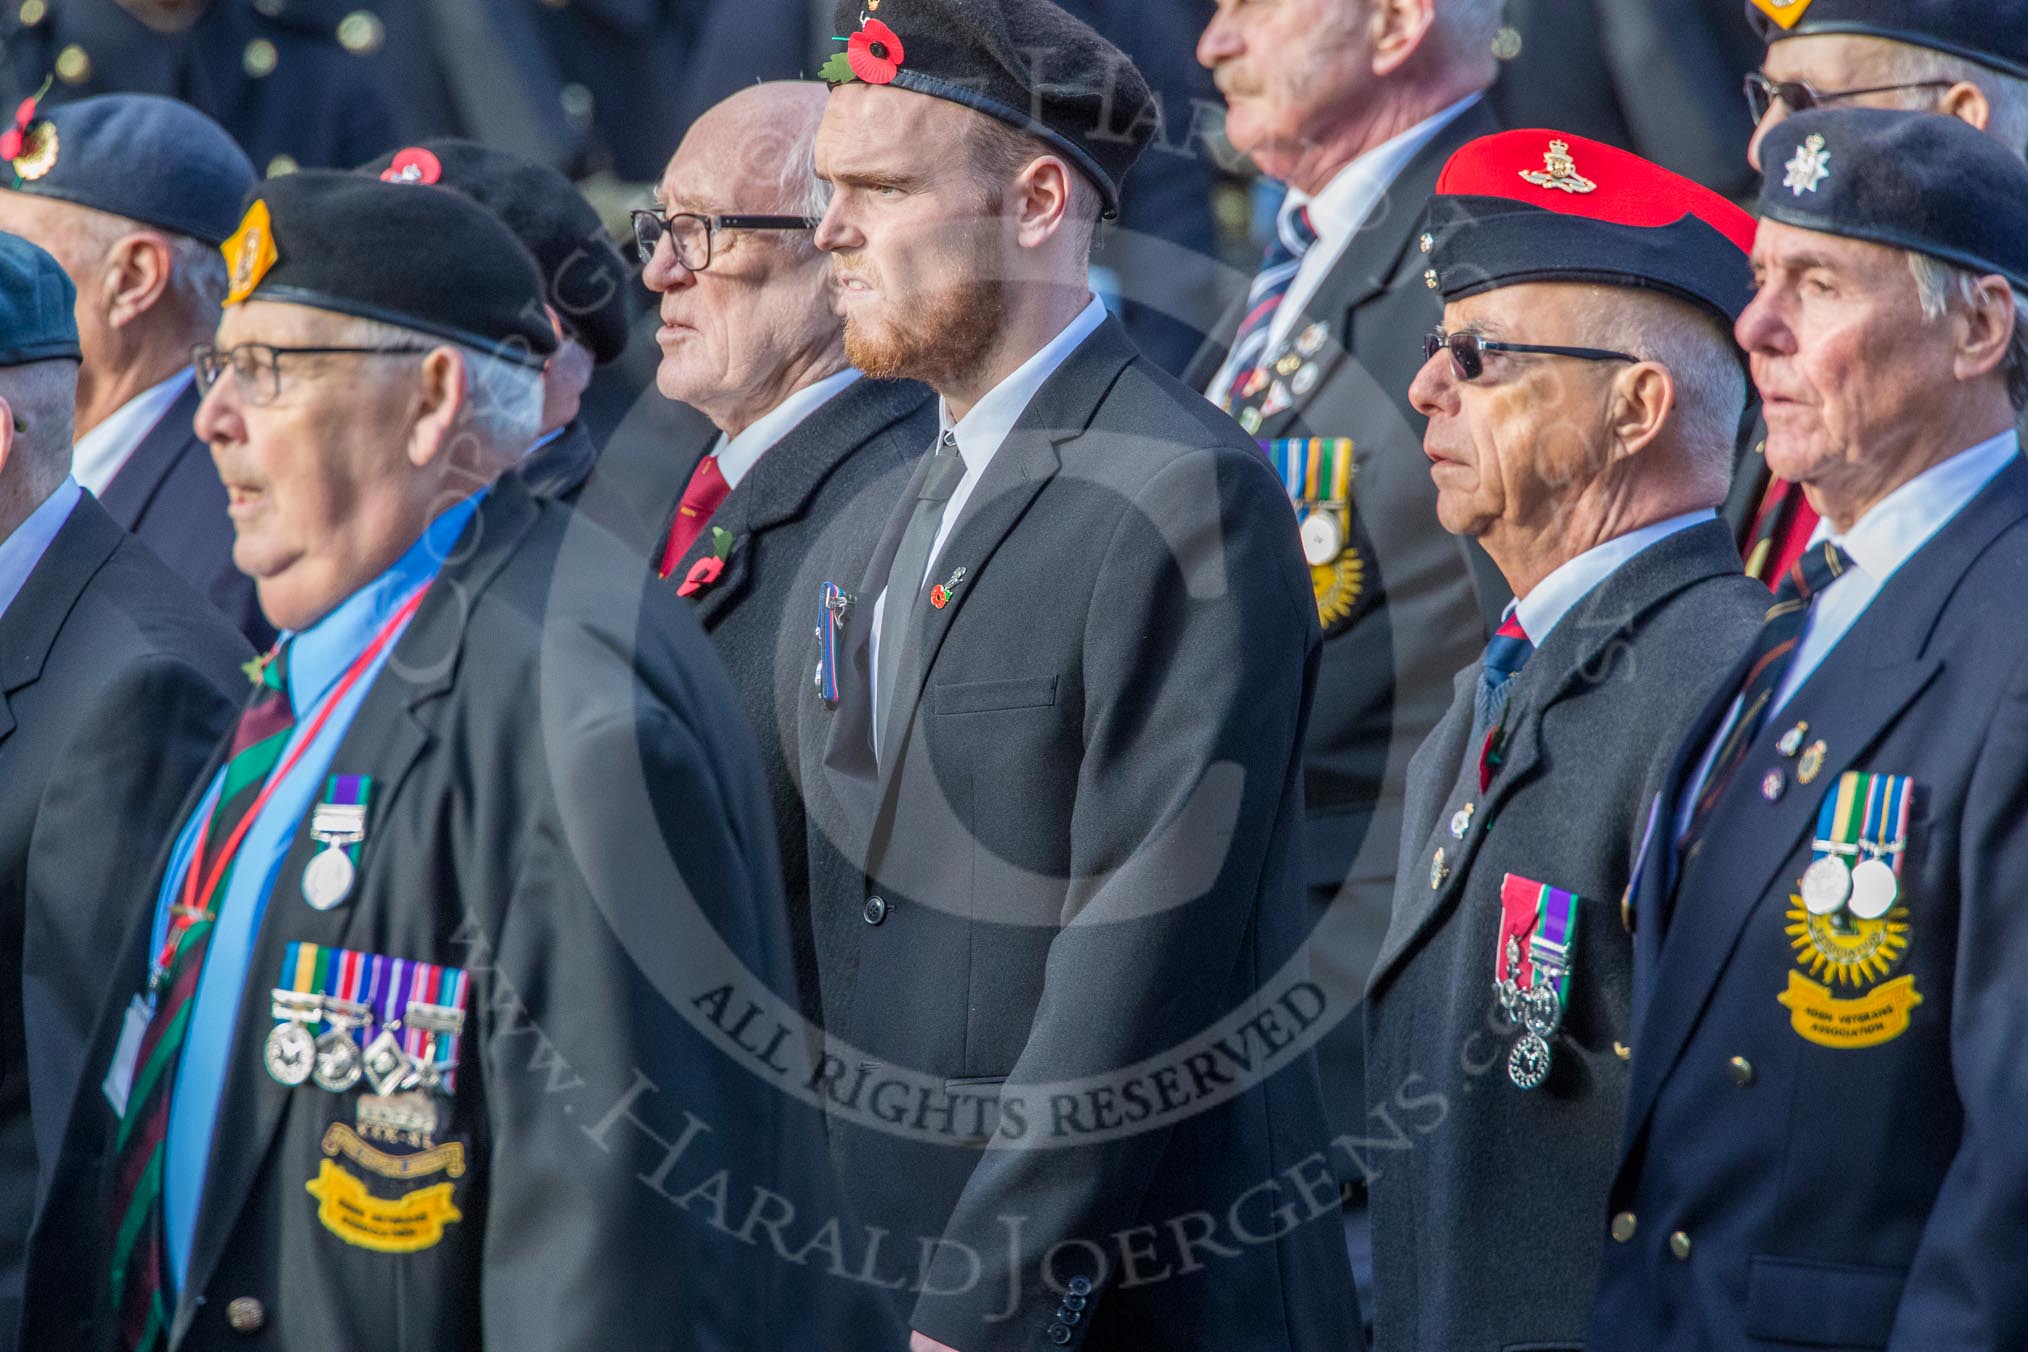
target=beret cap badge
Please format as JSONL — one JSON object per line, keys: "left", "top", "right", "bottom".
{"left": 824, "top": 14, "right": 906, "bottom": 86}
{"left": 1782, "top": 133, "right": 1832, "bottom": 195}
{"left": 222, "top": 199, "right": 280, "bottom": 308}
{"left": 1750, "top": 0, "right": 1816, "bottom": 29}
{"left": 1518, "top": 139, "right": 1596, "bottom": 195}
{"left": 380, "top": 147, "right": 444, "bottom": 186}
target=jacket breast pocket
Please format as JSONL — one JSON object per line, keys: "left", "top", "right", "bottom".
{"left": 1744, "top": 1254, "right": 1904, "bottom": 1347}
{"left": 929, "top": 674, "right": 1058, "bottom": 716}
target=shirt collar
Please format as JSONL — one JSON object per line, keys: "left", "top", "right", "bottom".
{"left": 1808, "top": 430, "right": 2021, "bottom": 587}
{"left": 70, "top": 368, "right": 193, "bottom": 496}
{"left": 1287, "top": 93, "right": 1482, "bottom": 247}
{"left": 715, "top": 368, "right": 861, "bottom": 490}
{"left": 1512, "top": 510, "right": 1715, "bottom": 645}
{"left": 0, "top": 476, "right": 81, "bottom": 622}
{"left": 940, "top": 295, "right": 1108, "bottom": 473}
{"left": 283, "top": 488, "right": 488, "bottom": 715}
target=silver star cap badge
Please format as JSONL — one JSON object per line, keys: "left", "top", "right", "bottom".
{"left": 1783, "top": 133, "right": 1831, "bottom": 196}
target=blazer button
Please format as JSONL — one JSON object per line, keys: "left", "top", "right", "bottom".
{"left": 1613, "top": 1041, "right": 1631, "bottom": 1062}
{"left": 1669, "top": 1230, "right": 1693, "bottom": 1261}
{"left": 1726, "top": 1055, "right": 1755, "bottom": 1087}
{"left": 1067, "top": 1276, "right": 1093, "bottom": 1296}
{"left": 1610, "top": 1211, "right": 1637, "bottom": 1243}
{"left": 1061, "top": 1293, "right": 1087, "bottom": 1311}
{"left": 862, "top": 896, "right": 888, "bottom": 925}
{"left": 225, "top": 1297, "right": 266, "bottom": 1334}
{"left": 1045, "top": 1322, "right": 1073, "bottom": 1345}
{"left": 1057, "top": 1306, "right": 1081, "bottom": 1325}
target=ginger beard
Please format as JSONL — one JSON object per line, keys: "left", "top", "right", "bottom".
{"left": 835, "top": 214, "right": 1008, "bottom": 392}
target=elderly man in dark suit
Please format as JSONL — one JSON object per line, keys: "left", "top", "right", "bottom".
{"left": 1360, "top": 130, "right": 1766, "bottom": 1352}
{"left": 634, "top": 81, "right": 935, "bottom": 1021}
{"left": 0, "top": 94, "right": 270, "bottom": 647}
{"left": 19, "top": 171, "right": 829, "bottom": 1352}
{"left": 0, "top": 233, "right": 248, "bottom": 1352}
{"left": 1592, "top": 110, "right": 2028, "bottom": 1350}
{"left": 806, "top": 1, "right": 1357, "bottom": 1348}
{"left": 1187, "top": 1, "right": 1513, "bottom": 1282}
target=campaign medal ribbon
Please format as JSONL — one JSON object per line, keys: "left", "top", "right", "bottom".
{"left": 1799, "top": 771, "right": 1912, "bottom": 921}
{"left": 1263, "top": 437, "right": 1363, "bottom": 628}
{"left": 1493, "top": 874, "right": 1582, "bottom": 1090}
{"left": 815, "top": 582, "right": 851, "bottom": 707}
{"left": 268, "top": 946, "right": 470, "bottom": 1096}
{"left": 312, "top": 944, "right": 379, "bottom": 1092}
{"left": 301, "top": 774, "right": 371, "bottom": 911}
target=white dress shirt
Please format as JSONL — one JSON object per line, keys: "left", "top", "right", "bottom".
{"left": 1677, "top": 430, "right": 2020, "bottom": 834}
{"left": 0, "top": 476, "right": 82, "bottom": 621}
{"left": 711, "top": 367, "right": 861, "bottom": 490}
{"left": 868, "top": 295, "right": 1108, "bottom": 733}
{"left": 1206, "top": 93, "right": 1482, "bottom": 402}
{"left": 1511, "top": 510, "right": 1716, "bottom": 646}
{"left": 70, "top": 369, "right": 192, "bottom": 496}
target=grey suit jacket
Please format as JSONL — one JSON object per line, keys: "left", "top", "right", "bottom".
{"left": 1364, "top": 519, "right": 1761, "bottom": 1352}
{"left": 805, "top": 316, "right": 1357, "bottom": 1351}
{"left": 0, "top": 495, "right": 248, "bottom": 1352}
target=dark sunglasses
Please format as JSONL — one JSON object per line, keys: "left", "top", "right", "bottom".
{"left": 1742, "top": 71, "right": 1955, "bottom": 123}
{"left": 1423, "top": 329, "right": 1640, "bottom": 381}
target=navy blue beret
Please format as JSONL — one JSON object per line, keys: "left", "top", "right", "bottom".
{"left": 1757, "top": 108, "right": 2028, "bottom": 290}
{"left": 1746, "top": 0, "right": 2028, "bottom": 79}
{"left": 0, "top": 231, "right": 80, "bottom": 367}
{"left": 356, "top": 141, "right": 632, "bottom": 366}
{"left": 824, "top": 0, "right": 1155, "bottom": 219}
{"left": 1425, "top": 130, "right": 1758, "bottom": 323}
{"left": 222, "top": 171, "right": 558, "bottom": 369}
{"left": 1, "top": 94, "right": 256, "bottom": 247}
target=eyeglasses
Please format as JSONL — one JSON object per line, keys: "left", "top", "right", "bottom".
{"left": 1742, "top": 72, "right": 1955, "bottom": 122}
{"left": 1423, "top": 329, "right": 1641, "bottom": 381}
{"left": 193, "top": 342, "right": 429, "bottom": 405}
{"left": 630, "top": 209, "right": 816, "bottom": 271}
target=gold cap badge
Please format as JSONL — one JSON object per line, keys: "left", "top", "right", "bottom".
{"left": 222, "top": 200, "right": 278, "bottom": 308}
{"left": 1519, "top": 139, "right": 1597, "bottom": 195}
{"left": 1750, "top": 0, "right": 1816, "bottom": 31}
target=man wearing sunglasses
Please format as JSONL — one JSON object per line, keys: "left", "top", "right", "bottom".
{"left": 1362, "top": 129, "right": 1765, "bottom": 1352}
{"left": 1728, "top": 0, "right": 2028, "bottom": 585}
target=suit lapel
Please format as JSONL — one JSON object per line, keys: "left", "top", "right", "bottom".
{"left": 1368, "top": 667, "right": 1477, "bottom": 987}
{"left": 1623, "top": 462, "right": 2028, "bottom": 1139}
{"left": 95, "top": 380, "right": 201, "bottom": 530}
{"left": 174, "top": 487, "right": 539, "bottom": 1326}
{"left": 0, "top": 495, "right": 126, "bottom": 746}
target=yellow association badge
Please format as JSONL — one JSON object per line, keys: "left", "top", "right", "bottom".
{"left": 1778, "top": 897, "right": 1920, "bottom": 1048}
{"left": 221, "top": 199, "right": 278, "bottom": 308}
{"left": 304, "top": 1158, "right": 463, "bottom": 1253}
{"left": 1750, "top": 0, "right": 1816, "bottom": 30}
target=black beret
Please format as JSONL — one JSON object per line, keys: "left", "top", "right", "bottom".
{"left": 1757, "top": 108, "right": 2028, "bottom": 290}
{"left": 1426, "top": 130, "right": 1758, "bottom": 323}
{"left": 356, "top": 141, "right": 632, "bottom": 366}
{"left": 823, "top": 0, "right": 1155, "bottom": 218}
{"left": 1746, "top": 0, "right": 2028, "bottom": 78}
{"left": 1, "top": 93, "right": 256, "bottom": 247}
{"left": 0, "top": 231, "right": 80, "bottom": 367}
{"left": 221, "top": 171, "right": 558, "bottom": 368}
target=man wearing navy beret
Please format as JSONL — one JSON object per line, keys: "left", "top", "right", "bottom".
{"left": 1364, "top": 128, "right": 1768, "bottom": 1352}
{"left": 1593, "top": 108, "right": 2028, "bottom": 1349}
{"left": 0, "top": 93, "right": 272, "bottom": 647}
{"left": 804, "top": 0, "right": 1356, "bottom": 1348}
{"left": 1727, "top": 0, "right": 2028, "bottom": 584}
{"left": 0, "top": 230, "right": 248, "bottom": 1352}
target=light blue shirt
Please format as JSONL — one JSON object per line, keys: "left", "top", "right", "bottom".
{"left": 1676, "top": 431, "right": 2019, "bottom": 837}
{"left": 159, "top": 490, "right": 484, "bottom": 1290}
{"left": 1511, "top": 510, "right": 1715, "bottom": 647}
{"left": 0, "top": 476, "right": 81, "bottom": 621}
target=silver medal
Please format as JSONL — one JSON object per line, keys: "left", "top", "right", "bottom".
{"left": 301, "top": 845, "right": 356, "bottom": 911}
{"left": 1521, "top": 980, "right": 1563, "bottom": 1037}
{"left": 1300, "top": 512, "right": 1343, "bottom": 567}
{"left": 1507, "top": 1031, "right": 1552, "bottom": 1090}
{"left": 311, "top": 1030, "right": 363, "bottom": 1093}
{"left": 1800, "top": 855, "right": 1851, "bottom": 915}
{"left": 264, "top": 1021, "right": 315, "bottom": 1086}
{"left": 363, "top": 1026, "right": 414, "bottom": 1096}
{"left": 1847, "top": 858, "right": 1899, "bottom": 920}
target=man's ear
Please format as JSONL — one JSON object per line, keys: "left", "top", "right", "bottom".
{"left": 1951, "top": 273, "right": 2016, "bottom": 385}
{"left": 1012, "top": 154, "right": 1075, "bottom": 251}
{"left": 1938, "top": 80, "right": 1994, "bottom": 133}
{"left": 1606, "top": 361, "right": 1677, "bottom": 463}
{"left": 1369, "top": 0, "right": 1438, "bottom": 78}
{"left": 102, "top": 232, "right": 176, "bottom": 330}
{"left": 407, "top": 346, "right": 468, "bottom": 470}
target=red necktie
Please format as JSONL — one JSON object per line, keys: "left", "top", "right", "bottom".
{"left": 658, "top": 453, "right": 732, "bottom": 580}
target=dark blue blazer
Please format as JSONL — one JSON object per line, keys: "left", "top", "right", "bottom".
{"left": 1592, "top": 455, "right": 2028, "bottom": 1351}
{"left": 94, "top": 381, "right": 274, "bottom": 650}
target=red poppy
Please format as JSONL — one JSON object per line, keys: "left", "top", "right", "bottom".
{"left": 677, "top": 556, "right": 725, "bottom": 597}
{"left": 0, "top": 130, "right": 19, "bottom": 163}
{"left": 380, "top": 147, "right": 443, "bottom": 186}
{"left": 1, "top": 95, "right": 37, "bottom": 164}
{"left": 847, "top": 19, "right": 905, "bottom": 85}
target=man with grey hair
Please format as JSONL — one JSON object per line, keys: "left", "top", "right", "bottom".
{"left": 1730, "top": 0, "right": 2028, "bottom": 582}
{"left": 22, "top": 171, "right": 809, "bottom": 1352}
{"left": 1364, "top": 129, "right": 1766, "bottom": 1352}
{"left": 1189, "top": 0, "right": 1510, "bottom": 1298}
{"left": 0, "top": 93, "right": 270, "bottom": 645}
{"left": 0, "top": 231, "right": 248, "bottom": 1352}
{"left": 637, "top": 80, "right": 935, "bottom": 1022}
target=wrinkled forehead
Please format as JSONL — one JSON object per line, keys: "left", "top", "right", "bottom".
{"left": 215, "top": 298, "right": 352, "bottom": 346}
{"left": 1749, "top": 216, "right": 1907, "bottom": 285}
{"left": 1762, "top": 32, "right": 1912, "bottom": 82}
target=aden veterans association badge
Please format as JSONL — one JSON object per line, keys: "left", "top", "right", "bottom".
{"left": 1262, "top": 437, "right": 1363, "bottom": 629}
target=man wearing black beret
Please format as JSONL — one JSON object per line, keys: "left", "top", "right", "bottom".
{"left": 1593, "top": 108, "right": 2028, "bottom": 1350}
{"left": 0, "top": 93, "right": 271, "bottom": 647}
{"left": 804, "top": 1, "right": 1356, "bottom": 1349}
{"left": 1727, "top": 0, "right": 2028, "bottom": 583}
{"left": 357, "top": 139, "right": 634, "bottom": 504}
{"left": 18, "top": 170, "right": 815, "bottom": 1352}
{"left": 0, "top": 231, "right": 248, "bottom": 1352}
